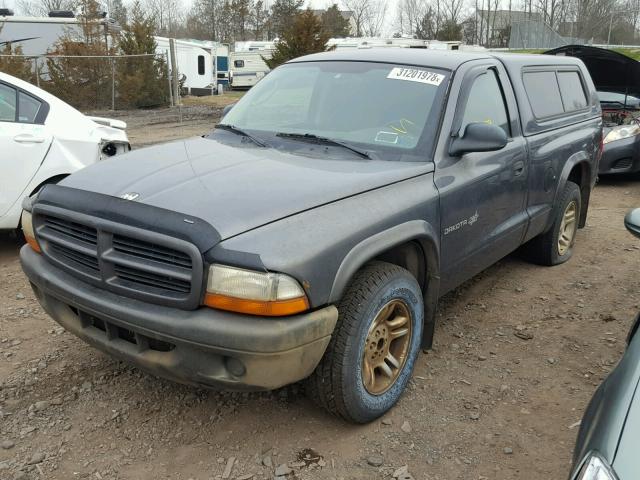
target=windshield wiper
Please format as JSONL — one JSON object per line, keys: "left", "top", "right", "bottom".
{"left": 276, "top": 132, "right": 371, "bottom": 159}
{"left": 215, "top": 124, "right": 268, "bottom": 147}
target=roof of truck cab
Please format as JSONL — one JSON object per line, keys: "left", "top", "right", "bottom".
{"left": 289, "top": 48, "right": 585, "bottom": 71}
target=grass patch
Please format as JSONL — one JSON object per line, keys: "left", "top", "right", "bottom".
{"left": 181, "top": 91, "right": 245, "bottom": 107}
{"left": 505, "top": 49, "right": 546, "bottom": 54}
{"left": 611, "top": 48, "right": 640, "bottom": 61}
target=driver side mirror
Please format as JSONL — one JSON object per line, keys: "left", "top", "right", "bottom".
{"left": 449, "top": 122, "right": 508, "bottom": 157}
{"left": 625, "top": 208, "right": 640, "bottom": 238}
{"left": 222, "top": 102, "right": 236, "bottom": 118}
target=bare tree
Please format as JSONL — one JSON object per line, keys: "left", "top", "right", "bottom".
{"left": 342, "top": 0, "right": 368, "bottom": 36}
{"left": 16, "top": 0, "right": 78, "bottom": 16}
{"left": 443, "top": 0, "right": 464, "bottom": 23}
{"left": 143, "top": 0, "right": 184, "bottom": 36}
{"left": 362, "top": 0, "right": 388, "bottom": 36}
{"left": 395, "top": 0, "right": 429, "bottom": 35}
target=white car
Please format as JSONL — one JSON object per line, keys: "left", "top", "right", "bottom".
{"left": 0, "top": 71, "right": 130, "bottom": 230}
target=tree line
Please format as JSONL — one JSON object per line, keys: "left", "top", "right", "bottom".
{"left": 14, "top": 0, "right": 640, "bottom": 47}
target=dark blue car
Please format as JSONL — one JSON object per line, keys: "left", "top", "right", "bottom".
{"left": 569, "top": 209, "right": 640, "bottom": 479}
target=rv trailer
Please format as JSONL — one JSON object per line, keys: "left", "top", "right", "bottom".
{"left": 155, "top": 37, "right": 230, "bottom": 95}
{"left": 230, "top": 41, "right": 274, "bottom": 89}
{"left": 0, "top": 11, "right": 120, "bottom": 56}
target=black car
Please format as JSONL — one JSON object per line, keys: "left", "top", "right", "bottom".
{"left": 569, "top": 208, "right": 640, "bottom": 479}
{"left": 545, "top": 45, "right": 640, "bottom": 175}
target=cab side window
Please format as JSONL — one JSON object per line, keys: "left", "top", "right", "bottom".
{"left": 0, "top": 83, "right": 17, "bottom": 122}
{"left": 461, "top": 70, "right": 510, "bottom": 136}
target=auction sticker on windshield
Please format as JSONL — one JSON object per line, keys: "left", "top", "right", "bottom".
{"left": 387, "top": 68, "right": 445, "bottom": 86}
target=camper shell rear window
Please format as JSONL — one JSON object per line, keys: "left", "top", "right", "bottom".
{"left": 522, "top": 67, "right": 588, "bottom": 119}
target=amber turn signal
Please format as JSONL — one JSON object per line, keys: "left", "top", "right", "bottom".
{"left": 204, "top": 293, "right": 309, "bottom": 316}
{"left": 21, "top": 210, "right": 41, "bottom": 253}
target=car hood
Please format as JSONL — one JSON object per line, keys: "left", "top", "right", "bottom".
{"left": 545, "top": 45, "right": 640, "bottom": 98}
{"left": 60, "top": 136, "right": 432, "bottom": 239}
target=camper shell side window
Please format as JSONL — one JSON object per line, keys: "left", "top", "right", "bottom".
{"left": 516, "top": 63, "right": 598, "bottom": 136}
{"left": 522, "top": 67, "right": 590, "bottom": 120}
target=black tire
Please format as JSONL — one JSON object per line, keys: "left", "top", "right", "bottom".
{"left": 524, "top": 181, "right": 582, "bottom": 266}
{"left": 306, "top": 261, "right": 423, "bottom": 423}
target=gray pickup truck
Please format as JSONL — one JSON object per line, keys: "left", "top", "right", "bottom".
{"left": 20, "top": 49, "right": 602, "bottom": 423}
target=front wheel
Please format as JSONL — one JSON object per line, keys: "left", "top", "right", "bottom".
{"left": 306, "top": 261, "right": 423, "bottom": 423}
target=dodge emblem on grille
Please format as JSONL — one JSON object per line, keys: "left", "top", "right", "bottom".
{"left": 120, "top": 192, "right": 140, "bottom": 201}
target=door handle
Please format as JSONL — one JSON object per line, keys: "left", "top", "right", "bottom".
{"left": 14, "top": 134, "right": 46, "bottom": 144}
{"left": 513, "top": 161, "right": 525, "bottom": 177}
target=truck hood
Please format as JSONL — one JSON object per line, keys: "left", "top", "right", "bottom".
{"left": 60, "top": 136, "right": 432, "bottom": 239}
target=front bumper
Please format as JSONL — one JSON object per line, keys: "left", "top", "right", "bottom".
{"left": 21, "top": 246, "right": 338, "bottom": 390}
{"left": 599, "top": 135, "right": 640, "bottom": 174}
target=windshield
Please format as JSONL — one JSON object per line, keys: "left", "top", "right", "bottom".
{"left": 221, "top": 61, "right": 449, "bottom": 161}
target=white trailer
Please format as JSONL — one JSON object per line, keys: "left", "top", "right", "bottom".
{"left": 230, "top": 41, "right": 273, "bottom": 89}
{"left": 155, "top": 36, "right": 213, "bottom": 93}
{"left": 155, "top": 37, "right": 230, "bottom": 94}
{"left": 0, "top": 12, "right": 120, "bottom": 56}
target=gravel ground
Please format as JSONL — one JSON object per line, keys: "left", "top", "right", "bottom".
{"left": 0, "top": 109, "right": 639, "bottom": 480}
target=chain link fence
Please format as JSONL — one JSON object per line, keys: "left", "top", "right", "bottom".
{"left": 509, "top": 21, "right": 586, "bottom": 49}
{"left": 0, "top": 53, "right": 173, "bottom": 111}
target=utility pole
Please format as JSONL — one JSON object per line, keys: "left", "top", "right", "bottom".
{"left": 169, "top": 38, "right": 180, "bottom": 106}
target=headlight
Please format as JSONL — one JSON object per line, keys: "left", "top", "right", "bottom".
{"left": 21, "top": 210, "right": 41, "bottom": 253}
{"left": 575, "top": 452, "right": 618, "bottom": 480}
{"left": 204, "top": 264, "right": 309, "bottom": 316}
{"left": 603, "top": 123, "right": 640, "bottom": 144}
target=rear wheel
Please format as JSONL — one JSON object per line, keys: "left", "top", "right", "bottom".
{"left": 306, "top": 261, "right": 423, "bottom": 423}
{"left": 524, "top": 181, "right": 581, "bottom": 266}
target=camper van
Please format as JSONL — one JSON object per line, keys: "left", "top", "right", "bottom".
{"left": 0, "top": 11, "right": 120, "bottom": 56}
{"left": 155, "top": 37, "right": 230, "bottom": 94}
{"left": 230, "top": 41, "right": 273, "bottom": 89}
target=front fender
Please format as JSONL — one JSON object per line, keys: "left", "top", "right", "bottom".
{"left": 329, "top": 220, "right": 441, "bottom": 349}
{"left": 211, "top": 174, "right": 442, "bottom": 348}
{"left": 329, "top": 219, "right": 439, "bottom": 301}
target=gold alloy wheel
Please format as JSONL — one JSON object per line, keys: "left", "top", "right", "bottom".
{"left": 362, "top": 299, "right": 412, "bottom": 395}
{"left": 558, "top": 201, "right": 578, "bottom": 256}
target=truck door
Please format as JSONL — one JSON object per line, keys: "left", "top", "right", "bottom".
{"left": 434, "top": 62, "right": 528, "bottom": 292}
{"left": 0, "top": 82, "right": 52, "bottom": 217}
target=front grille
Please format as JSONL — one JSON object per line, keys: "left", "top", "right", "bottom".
{"left": 50, "top": 243, "right": 100, "bottom": 274}
{"left": 113, "top": 235, "right": 192, "bottom": 269}
{"left": 114, "top": 264, "right": 191, "bottom": 294}
{"left": 35, "top": 210, "right": 202, "bottom": 309}
{"left": 44, "top": 216, "right": 98, "bottom": 245}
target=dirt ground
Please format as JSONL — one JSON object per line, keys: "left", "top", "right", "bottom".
{"left": 1, "top": 109, "right": 639, "bottom": 480}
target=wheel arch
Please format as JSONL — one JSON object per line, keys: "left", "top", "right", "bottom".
{"left": 555, "top": 158, "right": 592, "bottom": 229}
{"left": 329, "top": 220, "right": 441, "bottom": 349}
{"left": 28, "top": 174, "right": 69, "bottom": 197}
